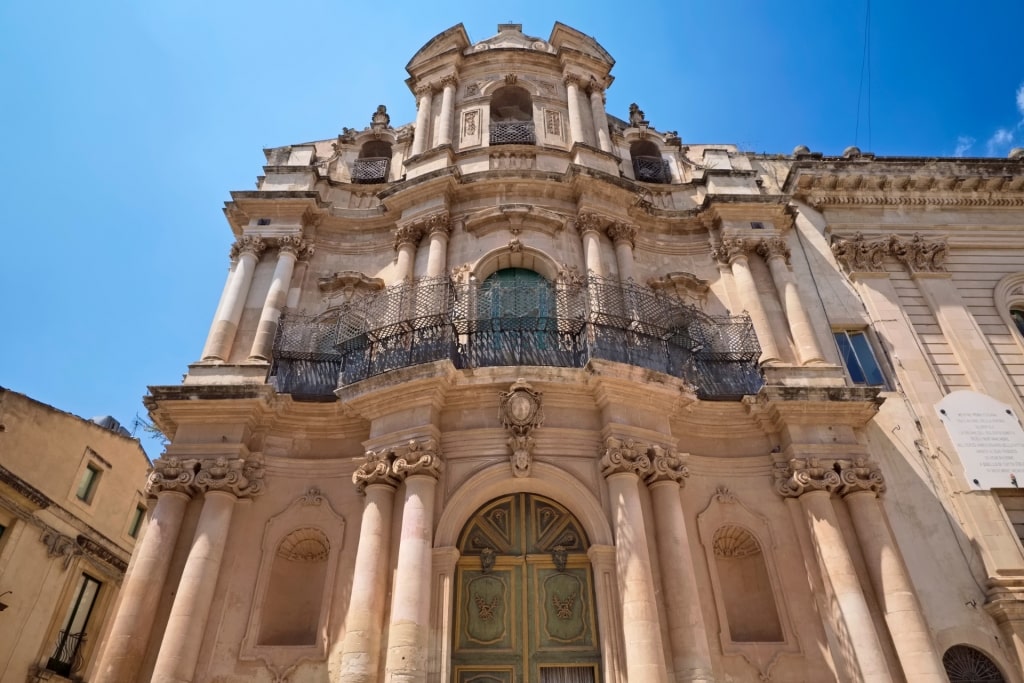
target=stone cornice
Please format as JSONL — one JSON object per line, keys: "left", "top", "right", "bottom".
{"left": 744, "top": 386, "right": 883, "bottom": 432}
{"left": 0, "top": 464, "right": 50, "bottom": 509}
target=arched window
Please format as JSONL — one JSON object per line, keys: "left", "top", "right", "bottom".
{"left": 942, "top": 645, "right": 1005, "bottom": 682}
{"left": 712, "top": 525, "right": 783, "bottom": 642}
{"left": 490, "top": 86, "right": 535, "bottom": 145}
{"left": 352, "top": 140, "right": 392, "bottom": 183}
{"left": 257, "top": 528, "right": 330, "bottom": 646}
{"left": 1011, "top": 309, "right": 1024, "bottom": 338}
{"left": 629, "top": 140, "right": 670, "bottom": 183}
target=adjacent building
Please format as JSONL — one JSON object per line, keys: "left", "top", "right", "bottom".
{"left": 0, "top": 387, "right": 150, "bottom": 682}
{"left": 98, "top": 22, "right": 1024, "bottom": 683}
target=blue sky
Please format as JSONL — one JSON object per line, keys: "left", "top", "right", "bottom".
{"left": 2, "top": 1, "right": 1022, "bottom": 457}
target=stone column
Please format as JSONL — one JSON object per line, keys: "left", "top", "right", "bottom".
{"left": 201, "top": 236, "right": 266, "bottom": 361}
{"left": 588, "top": 544, "right": 626, "bottom": 683}
{"left": 776, "top": 460, "right": 893, "bottom": 683}
{"left": 394, "top": 225, "right": 422, "bottom": 282}
{"left": 645, "top": 447, "right": 714, "bottom": 682}
{"left": 248, "top": 236, "right": 313, "bottom": 361}
{"left": 607, "top": 222, "right": 637, "bottom": 283}
{"left": 588, "top": 84, "right": 613, "bottom": 153}
{"left": 424, "top": 214, "right": 452, "bottom": 279}
{"left": 411, "top": 83, "right": 434, "bottom": 157}
{"left": 151, "top": 457, "right": 264, "bottom": 683}
{"left": 757, "top": 236, "right": 825, "bottom": 365}
{"left": 841, "top": 462, "right": 946, "bottom": 681}
{"left": 577, "top": 213, "right": 605, "bottom": 278}
{"left": 601, "top": 437, "right": 669, "bottom": 683}
{"left": 339, "top": 449, "right": 399, "bottom": 683}
{"left": 437, "top": 75, "right": 458, "bottom": 148}
{"left": 564, "top": 73, "right": 586, "bottom": 146}
{"left": 384, "top": 440, "right": 443, "bottom": 683}
{"left": 713, "top": 238, "right": 780, "bottom": 364}
{"left": 94, "top": 459, "right": 194, "bottom": 683}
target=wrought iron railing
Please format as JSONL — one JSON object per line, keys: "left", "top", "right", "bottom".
{"left": 46, "top": 630, "right": 86, "bottom": 677}
{"left": 271, "top": 276, "right": 762, "bottom": 400}
{"left": 490, "top": 121, "right": 536, "bottom": 145}
{"left": 632, "top": 155, "right": 671, "bottom": 183}
{"left": 351, "top": 157, "right": 390, "bottom": 184}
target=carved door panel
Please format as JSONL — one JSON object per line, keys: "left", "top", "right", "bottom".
{"left": 453, "top": 494, "right": 600, "bottom": 683}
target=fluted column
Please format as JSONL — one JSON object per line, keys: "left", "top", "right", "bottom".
{"left": 713, "top": 238, "right": 780, "bottom": 364}
{"left": 384, "top": 440, "right": 443, "bottom": 683}
{"left": 394, "top": 225, "right": 422, "bottom": 281}
{"left": 601, "top": 437, "right": 669, "bottom": 683}
{"left": 578, "top": 213, "right": 605, "bottom": 277}
{"left": 757, "top": 237, "right": 825, "bottom": 365}
{"left": 248, "top": 236, "right": 313, "bottom": 360}
{"left": 776, "top": 460, "right": 893, "bottom": 683}
{"left": 94, "top": 459, "right": 194, "bottom": 683}
{"left": 607, "top": 222, "right": 637, "bottom": 283}
{"left": 588, "top": 84, "right": 612, "bottom": 153}
{"left": 424, "top": 214, "right": 452, "bottom": 278}
{"left": 564, "top": 73, "right": 586, "bottom": 146}
{"left": 151, "top": 458, "right": 264, "bottom": 683}
{"left": 411, "top": 84, "right": 434, "bottom": 157}
{"left": 339, "top": 450, "right": 400, "bottom": 683}
{"left": 201, "top": 236, "right": 266, "bottom": 361}
{"left": 645, "top": 447, "right": 714, "bottom": 682}
{"left": 437, "top": 75, "right": 457, "bottom": 148}
{"left": 840, "top": 462, "right": 946, "bottom": 681}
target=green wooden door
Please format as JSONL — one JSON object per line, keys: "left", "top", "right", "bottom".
{"left": 452, "top": 494, "right": 601, "bottom": 683}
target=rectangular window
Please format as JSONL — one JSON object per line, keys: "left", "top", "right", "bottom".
{"left": 128, "top": 505, "right": 145, "bottom": 538}
{"left": 76, "top": 465, "right": 101, "bottom": 503}
{"left": 46, "top": 574, "right": 101, "bottom": 677}
{"left": 834, "top": 330, "right": 885, "bottom": 386}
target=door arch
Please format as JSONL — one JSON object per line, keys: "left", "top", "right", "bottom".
{"left": 452, "top": 493, "right": 601, "bottom": 683}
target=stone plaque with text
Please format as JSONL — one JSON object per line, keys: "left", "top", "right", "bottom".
{"left": 936, "top": 390, "right": 1024, "bottom": 489}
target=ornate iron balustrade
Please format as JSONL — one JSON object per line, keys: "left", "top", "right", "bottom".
{"left": 46, "top": 630, "right": 86, "bottom": 677}
{"left": 632, "top": 155, "right": 671, "bottom": 183}
{"left": 351, "top": 157, "right": 390, "bottom": 183}
{"left": 271, "top": 276, "right": 762, "bottom": 400}
{"left": 490, "top": 121, "right": 536, "bottom": 145}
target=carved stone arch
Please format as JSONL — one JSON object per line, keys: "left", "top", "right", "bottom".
{"left": 471, "top": 244, "right": 562, "bottom": 283}
{"left": 463, "top": 204, "right": 569, "bottom": 239}
{"left": 942, "top": 644, "right": 1007, "bottom": 682}
{"left": 479, "top": 75, "right": 544, "bottom": 99}
{"left": 994, "top": 272, "right": 1024, "bottom": 351}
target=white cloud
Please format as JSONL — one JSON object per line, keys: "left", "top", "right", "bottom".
{"left": 986, "top": 128, "right": 1015, "bottom": 156}
{"left": 953, "top": 136, "right": 975, "bottom": 157}
{"left": 1017, "top": 83, "right": 1024, "bottom": 118}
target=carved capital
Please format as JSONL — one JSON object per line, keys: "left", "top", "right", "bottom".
{"left": 41, "top": 530, "right": 80, "bottom": 570}
{"left": 645, "top": 445, "right": 689, "bottom": 485}
{"left": 194, "top": 456, "right": 265, "bottom": 498}
{"left": 146, "top": 456, "right": 197, "bottom": 497}
{"left": 606, "top": 221, "right": 637, "bottom": 247}
{"left": 352, "top": 448, "right": 399, "bottom": 493}
{"left": 575, "top": 212, "right": 604, "bottom": 235}
{"left": 830, "top": 232, "right": 889, "bottom": 273}
{"left": 838, "top": 459, "right": 886, "bottom": 496}
{"left": 774, "top": 458, "right": 841, "bottom": 498}
{"left": 230, "top": 236, "right": 267, "bottom": 261}
{"left": 424, "top": 212, "right": 452, "bottom": 237}
{"left": 563, "top": 73, "right": 584, "bottom": 88}
{"left": 711, "top": 237, "right": 753, "bottom": 266}
{"left": 600, "top": 437, "right": 651, "bottom": 478}
{"left": 756, "top": 236, "right": 791, "bottom": 264}
{"left": 415, "top": 83, "right": 434, "bottom": 99}
{"left": 394, "top": 224, "right": 424, "bottom": 250}
{"left": 392, "top": 439, "right": 443, "bottom": 480}
{"left": 440, "top": 75, "right": 459, "bottom": 88}
{"left": 890, "top": 233, "right": 948, "bottom": 273}
{"left": 276, "top": 235, "right": 314, "bottom": 259}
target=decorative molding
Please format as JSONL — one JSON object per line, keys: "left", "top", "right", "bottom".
{"left": 415, "top": 83, "right": 434, "bottom": 98}
{"left": 599, "top": 437, "right": 651, "bottom": 477}
{"left": 440, "top": 75, "right": 458, "bottom": 89}
{"left": 648, "top": 271, "right": 710, "bottom": 307}
{"left": 352, "top": 448, "right": 399, "bottom": 493}
{"left": 644, "top": 445, "right": 689, "bottom": 485}
{"left": 830, "top": 232, "right": 947, "bottom": 274}
{"left": 556, "top": 264, "right": 585, "bottom": 287}
{"left": 146, "top": 456, "right": 198, "bottom": 497}
{"left": 230, "top": 236, "right": 267, "bottom": 261}
{"left": 838, "top": 459, "right": 886, "bottom": 495}
{"left": 276, "top": 527, "right": 330, "bottom": 562}
{"left": 563, "top": 73, "right": 584, "bottom": 88}
{"left": 712, "top": 525, "right": 762, "bottom": 559}
{"left": 392, "top": 439, "right": 443, "bottom": 480}
{"left": 890, "top": 233, "right": 948, "bottom": 273}
{"left": 605, "top": 221, "right": 637, "bottom": 248}
{"left": 756, "top": 236, "right": 791, "bottom": 265}
{"left": 299, "top": 487, "right": 325, "bottom": 506}
{"left": 830, "top": 232, "right": 890, "bottom": 273}
{"left": 276, "top": 235, "right": 314, "bottom": 260}
{"left": 499, "top": 379, "right": 544, "bottom": 477}
{"left": 711, "top": 237, "right": 755, "bottom": 266}
{"left": 393, "top": 224, "right": 424, "bottom": 250}
{"left": 77, "top": 534, "right": 129, "bottom": 573}
{"left": 0, "top": 464, "right": 50, "bottom": 509}
{"left": 575, "top": 212, "right": 604, "bottom": 235}
{"left": 41, "top": 530, "right": 79, "bottom": 569}
{"left": 194, "top": 456, "right": 265, "bottom": 498}
{"left": 774, "top": 457, "right": 885, "bottom": 498}
{"left": 317, "top": 271, "right": 385, "bottom": 300}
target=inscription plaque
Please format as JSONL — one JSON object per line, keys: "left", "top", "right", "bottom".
{"left": 936, "top": 390, "right": 1024, "bottom": 489}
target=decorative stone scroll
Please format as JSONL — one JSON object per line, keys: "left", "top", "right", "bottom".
{"left": 606, "top": 221, "right": 637, "bottom": 247}
{"left": 756, "top": 236, "right": 791, "bottom": 264}
{"left": 830, "top": 231, "right": 947, "bottom": 274}
{"left": 393, "top": 224, "right": 424, "bottom": 250}
{"left": 838, "top": 458, "right": 886, "bottom": 495}
{"left": 194, "top": 456, "right": 265, "bottom": 498}
{"left": 317, "top": 271, "right": 385, "bottom": 301}
{"left": 774, "top": 457, "right": 885, "bottom": 497}
{"left": 599, "top": 437, "right": 652, "bottom": 477}
{"left": 644, "top": 444, "right": 689, "bottom": 485}
{"left": 392, "top": 439, "right": 443, "bottom": 480}
{"left": 352, "top": 448, "right": 399, "bottom": 493}
{"left": 394, "top": 212, "right": 451, "bottom": 250}
{"left": 146, "top": 456, "right": 198, "bottom": 496}
{"left": 710, "top": 237, "right": 755, "bottom": 266}
{"left": 276, "top": 235, "right": 314, "bottom": 259}
{"left": 229, "top": 236, "right": 267, "bottom": 261}
{"left": 499, "top": 379, "right": 545, "bottom": 477}
{"left": 890, "top": 233, "right": 948, "bottom": 273}
{"left": 575, "top": 212, "right": 605, "bottom": 235}
{"left": 830, "top": 232, "right": 890, "bottom": 272}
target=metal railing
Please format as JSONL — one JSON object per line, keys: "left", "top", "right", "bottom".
{"left": 632, "top": 155, "right": 671, "bottom": 183}
{"left": 490, "top": 121, "right": 536, "bottom": 145}
{"left": 46, "top": 630, "right": 86, "bottom": 677}
{"left": 271, "top": 276, "right": 762, "bottom": 400}
{"left": 351, "top": 157, "right": 390, "bottom": 184}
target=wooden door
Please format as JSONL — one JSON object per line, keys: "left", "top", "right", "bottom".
{"left": 452, "top": 494, "right": 600, "bottom": 683}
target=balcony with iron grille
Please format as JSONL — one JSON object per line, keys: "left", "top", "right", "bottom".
{"left": 490, "top": 121, "right": 536, "bottom": 145}
{"left": 270, "top": 276, "right": 762, "bottom": 401}
{"left": 632, "top": 155, "right": 671, "bottom": 183}
{"left": 351, "top": 157, "right": 391, "bottom": 184}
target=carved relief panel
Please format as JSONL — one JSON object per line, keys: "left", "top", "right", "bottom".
{"left": 462, "top": 108, "right": 483, "bottom": 148}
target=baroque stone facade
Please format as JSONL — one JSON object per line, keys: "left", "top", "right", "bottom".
{"left": 100, "top": 22, "right": 1024, "bottom": 683}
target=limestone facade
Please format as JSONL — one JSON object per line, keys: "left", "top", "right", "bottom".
{"left": 103, "top": 22, "right": 1024, "bottom": 683}
{"left": 0, "top": 387, "right": 151, "bottom": 682}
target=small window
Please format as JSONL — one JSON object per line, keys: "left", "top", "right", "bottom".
{"left": 834, "top": 330, "right": 885, "bottom": 386}
{"left": 76, "top": 465, "right": 101, "bottom": 503}
{"left": 128, "top": 505, "right": 146, "bottom": 539}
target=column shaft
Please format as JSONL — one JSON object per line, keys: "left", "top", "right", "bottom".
{"left": 425, "top": 231, "right": 449, "bottom": 278}
{"left": 613, "top": 240, "right": 635, "bottom": 283}
{"left": 202, "top": 251, "right": 259, "bottom": 361}
{"left": 437, "top": 80, "right": 456, "bottom": 147}
{"left": 765, "top": 255, "right": 825, "bottom": 364}
{"left": 249, "top": 250, "right": 297, "bottom": 360}
{"left": 606, "top": 472, "right": 669, "bottom": 683}
{"left": 411, "top": 87, "right": 434, "bottom": 157}
{"left": 151, "top": 492, "right": 237, "bottom": 683}
{"left": 730, "top": 255, "right": 781, "bottom": 363}
{"left": 649, "top": 482, "right": 713, "bottom": 682}
{"left": 396, "top": 243, "right": 417, "bottom": 281}
{"left": 565, "top": 78, "right": 585, "bottom": 146}
{"left": 94, "top": 491, "right": 189, "bottom": 683}
{"left": 845, "top": 491, "right": 946, "bottom": 681}
{"left": 589, "top": 88, "right": 612, "bottom": 152}
{"left": 582, "top": 229, "right": 604, "bottom": 277}
{"left": 800, "top": 491, "right": 892, "bottom": 682}
{"left": 339, "top": 484, "right": 397, "bottom": 683}
{"left": 385, "top": 475, "right": 437, "bottom": 683}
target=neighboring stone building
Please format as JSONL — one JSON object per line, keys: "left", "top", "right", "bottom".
{"left": 0, "top": 387, "right": 150, "bottom": 682}
{"left": 97, "top": 22, "right": 1024, "bottom": 683}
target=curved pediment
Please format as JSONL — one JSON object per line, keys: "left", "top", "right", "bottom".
{"left": 463, "top": 204, "right": 568, "bottom": 237}
{"left": 406, "top": 24, "right": 471, "bottom": 73}
{"left": 465, "top": 23, "right": 556, "bottom": 55}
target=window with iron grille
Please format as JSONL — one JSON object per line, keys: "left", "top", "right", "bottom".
{"left": 629, "top": 140, "right": 670, "bottom": 183}
{"left": 46, "top": 574, "right": 101, "bottom": 677}
{"left": 490, "top": 85, "right": 535, "bottom": 145}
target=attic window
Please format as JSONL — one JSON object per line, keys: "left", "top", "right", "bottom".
{"left": 750, "top": 222, "right": 766, "bottom": 230}
{"left": 630, "top": 140, "right": 670, "bottom": 184}
{"left": 257, "top": 218, "right": 272, "bottom": 226}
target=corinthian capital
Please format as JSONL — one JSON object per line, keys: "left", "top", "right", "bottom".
{"left": 774, "top": 458, "right": 841, "bottom": 498}
{"left": 440, "top": 74, "right": 459, "bottom": 88}
{"left": 415, "top": 82, "right": 434, "bottom": 99}
{"left": 392, "top": 439, "right": 443, "bottom": 480}
{"left": 563, "top": 72, "right": 584, "bottom": 88}
{"left": 424, "top": 212, "right": 452, "bottom": 237}
{"left": 600, "top": 437, "right": 651, "bottom": 478}
{"left": 711, "top": 237, "right": 753, "bottom": 266}
{"left": 890, "top": 233, "right": 948, "bottom": 273}
{"left": 394, "top": 224, "right": 424, "bottom": 250}
{"left": 145, "top": 456, "right": 198, "bottom": 497}
{"left": 194, "top": 456, "right": 265, "bottom": 498}
{"left": 606, "top": 221, "right": 637, "bottom": 247}
{"left": 756, "top": 236, "right": 791, "bottom": 264}
{"left": 838, "top": 458, "right": 886, "bottom": 496}
{"left": 230, "top": 236, "right": 267, "bottom": 261}
{"left": 830, "top": 232, "right": 888, "bottom": 273}
{"left": 352, "top": 448, "right": 399, "bottom": 493}
{"left": 575, "top": 212, "right": 604, "bottom": 235}
{"left": 277, "top": 235, "right": 314, "bottom": 259}
{"left": 644, "top": 444, "right": 689, "bottom": 485}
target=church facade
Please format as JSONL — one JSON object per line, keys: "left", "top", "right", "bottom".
{"left": 95, "top": 22, "right": 1024, "bottom": 683}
